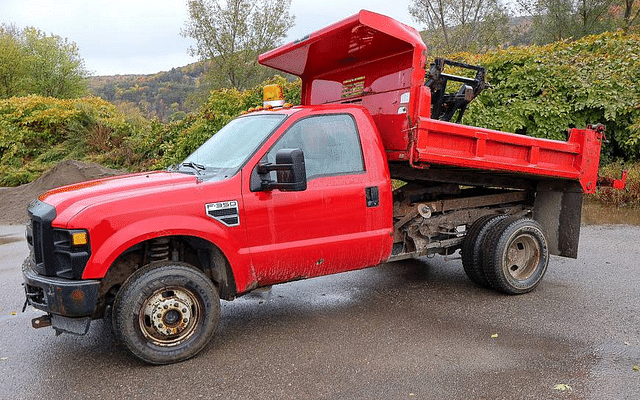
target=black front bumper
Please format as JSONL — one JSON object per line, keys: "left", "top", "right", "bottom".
{"left": 22, "top": 256, "right": 100, "bottom": 318}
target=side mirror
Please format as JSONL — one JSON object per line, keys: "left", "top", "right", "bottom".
{"left": 257, "top": 148, "right": 307, "bottom": 191}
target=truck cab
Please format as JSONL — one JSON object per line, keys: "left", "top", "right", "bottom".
{"left": 23, "top": 102, "right": 393, "bottom": 364}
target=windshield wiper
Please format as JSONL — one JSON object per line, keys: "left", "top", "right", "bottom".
{"left": 178, "top": 161, "right": 206, "bottom": 175}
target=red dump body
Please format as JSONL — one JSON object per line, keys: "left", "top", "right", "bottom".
{"left": 259, "top": 10, "right": 604, "bottom": 193}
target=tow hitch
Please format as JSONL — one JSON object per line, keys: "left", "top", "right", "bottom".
{"left": 31, "top": 315, "right": 52, "bottom": 329}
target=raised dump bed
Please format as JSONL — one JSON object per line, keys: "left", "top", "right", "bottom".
{"left": 259, "top": 10, "right": 605, "bottom": 194}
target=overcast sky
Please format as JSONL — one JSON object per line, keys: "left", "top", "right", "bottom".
{"left": 1, "top": 0, "right": 418, "bottom": 76}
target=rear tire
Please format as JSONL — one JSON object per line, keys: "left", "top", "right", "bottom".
{"left": 112, "top": 261, "right": 220, "bottom": 364}
{"left": 482, "top": 217, "right": 549, "bottom": 294}
{"left": 461, "top": 214, "right": 508, "bottom": 287}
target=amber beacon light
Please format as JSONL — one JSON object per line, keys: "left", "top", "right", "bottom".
{"left": 263, "top": 84, "right": 285, "bottom": 108}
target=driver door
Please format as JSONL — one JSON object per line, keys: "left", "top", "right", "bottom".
{"left": 242, "top": 113, "right": 388, "bottom": 286}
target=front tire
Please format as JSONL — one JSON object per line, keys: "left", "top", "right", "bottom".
{"left": 482, "top": 217, "right": 549, "bottom": 294}
{"left": 112, "top": 261, "right": 220, "bottom": 364}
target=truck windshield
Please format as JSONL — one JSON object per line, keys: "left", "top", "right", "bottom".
{"left": 181, "top": 114, "right": 286, "bottom": 172}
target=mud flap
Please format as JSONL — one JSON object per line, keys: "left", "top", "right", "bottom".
{"left": 533, "top": 181, "right": 583, "bottom": 258}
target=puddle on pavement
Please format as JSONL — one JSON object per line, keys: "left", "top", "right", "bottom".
{"left": 0, "top": 234, "right": 22, "bottom": 245}
{"left": 582, "top": 201, "right": 640, "bottom": 225}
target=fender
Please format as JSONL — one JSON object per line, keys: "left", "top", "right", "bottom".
{"left": 81, "top": 215, "right": 256, "bottom": 293}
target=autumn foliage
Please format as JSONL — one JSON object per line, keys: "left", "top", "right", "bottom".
{"left": 0, "top": 76, "right": 299, "bottom": 185}
{"left": 1, "top": 33, "right": 639, "bottom": 205}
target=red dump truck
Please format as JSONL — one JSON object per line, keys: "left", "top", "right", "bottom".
{"left": 22, "top": 10, "right": 623, "bottom": 364}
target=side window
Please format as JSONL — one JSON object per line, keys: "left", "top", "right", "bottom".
{"left": 266, "top": 114, "right": 365, "bottom": 179}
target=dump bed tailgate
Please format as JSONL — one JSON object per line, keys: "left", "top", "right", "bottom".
{"left": 413, "top": 119, "right": 604, "bottom": 193}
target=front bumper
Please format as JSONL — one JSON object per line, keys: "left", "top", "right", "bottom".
{"left": 22, "top": 256, "right": 100, "bottom": 318}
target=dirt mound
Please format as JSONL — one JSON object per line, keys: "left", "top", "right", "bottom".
{"left": 0, "top": 160, "right": 124, "bottom": 225}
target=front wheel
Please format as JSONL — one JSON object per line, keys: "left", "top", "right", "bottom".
{"left": 482, "top": 217, "right": 549, "bottom": 294}
{"left": 112, "top": 261, "right": 220, "bottom": 364}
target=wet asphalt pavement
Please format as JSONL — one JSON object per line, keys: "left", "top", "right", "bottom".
{"left": 1, "top": 224, "right": 639, "bottom": 399}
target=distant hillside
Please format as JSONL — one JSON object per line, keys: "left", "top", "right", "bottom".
{"left": 87, "top": 17, "right": 532, "bottom": 123}
{"left": 87, "top": 61, "right": 210, "bottom": 122}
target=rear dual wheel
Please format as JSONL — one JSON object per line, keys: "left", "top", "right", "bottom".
{"left": 462, "top": 215, "right": 549, "bottom": 294}
{"left": 482, "top": 217, "right": 549, "bottom": 294}
{"left": 461, "top": 214, "right": 508, "bottom": 287}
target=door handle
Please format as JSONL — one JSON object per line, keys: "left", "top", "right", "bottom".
{"left": 365, "top": 186, "right": 379, "bottom": 207}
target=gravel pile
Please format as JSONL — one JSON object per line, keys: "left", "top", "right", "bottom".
{"left": 0, "top": 160, "right": 123, "bottom": 225}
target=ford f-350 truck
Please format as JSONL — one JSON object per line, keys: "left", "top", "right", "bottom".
{"left": 22, "top": 10, "right": 623, "bottom": 364}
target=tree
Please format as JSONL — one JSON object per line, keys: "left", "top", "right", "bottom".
{"left": 409, "top": 0, "right": 512, "bottom": 53}
{"left": 0, "top": 25, "right": 88, "bottom": 99}
{"left": 609, "top": 0, "right": 640, "bottom": 31}
{"left": 21, "top": 27, "right": 89, "bottom": 98}
{"left": 182, "top": 0, "right": 294, "bottom": 90}
{"left": 0, "top": 25, "right": 28, "bottom": 98}
{"left": 516, "top": 0, "right": 617, "bottom": 43}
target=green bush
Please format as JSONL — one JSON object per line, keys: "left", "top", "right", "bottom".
{"left": 457, "top": 31, "right": 640, "bottom": 161}
{"left": 0, "top": 76, "right": 300, "bottom": 186}
{"left": 0, "top": 95, "right": 148, "bottom": 185}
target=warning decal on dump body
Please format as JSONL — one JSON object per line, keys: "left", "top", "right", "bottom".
{"left": 205, "top": 201, "right": 240, "bottom": 227}
{"left": 342, "top": 76, "right": 365, "bottom": 98}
